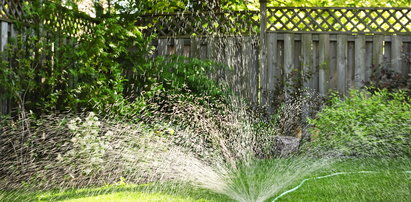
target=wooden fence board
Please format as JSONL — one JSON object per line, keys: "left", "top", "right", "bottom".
{"left": 302, "top": 34, "right": 313, "bottom": 89}
{"left": 372, "top": 35, "right": 384, "bottom": 68}
{"left": 284, "top": 33, "right": 294, "bottom": 99}
{"left": 175, "top": 38, "right": 184, "bottom": 56}
{"left": 355, "top": 35, "right": 366, "bottom": 88}
{"left": 0, "top": 21, "right": 8, "bottom": 114}
{"left": 189, "top": 37, "right": 200, "bottom": 58}
{"left": 312, "top": 40, "right": 319, "bottom": 91}
{"left": 250, "top": 39, "right": 258, "bottom": 103}
{"left": 403, "top": 41, "right": 411, "bottom": 75}
{"left": 391, "top": 35, "right": 402, "bottom": 73}
{"left": 158, "top": 38, "right": 168, "bottom": 55}
{"left": 265, "top": 32, "right": 278, "bottom": 111}
{"left": 319, "top": 34, "right": 330, "bottom": 95}
{"left": 347, "top": 41, "right": 355, "bottom": 89}
{"left": 329, "top": 41, "right": 337, "bottom": 90}
{"left": 383, "top": 41, "right": 391, "bottom": 67}
{"left": 365, "top": 42, "right": 373, "bottom": 82}
{"left": 337, "top": 34, "right": 347, "bottom": 95}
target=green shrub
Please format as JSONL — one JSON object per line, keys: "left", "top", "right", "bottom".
{"left": 308, "top": 89, "right": 411, "bottom": 157}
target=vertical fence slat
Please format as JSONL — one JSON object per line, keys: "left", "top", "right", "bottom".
{"left": 391, "top": 35, "right": 402, "bottom": 73}
{"left": 265, "top": 32, "right": 278, "bottom": 112}
{"left": 250, "top": 39, "right": 258, "bottom": 104}
{"left": 158, "top": 38, "right": 168, "bottom": 55}
{"left": 403, "top": 39, "right": 411, "bottom": 75}
{"left": 225, "top": 37, "right": 236, "bottom": 92}
{"left": 401, "top": 38, "right": 411, "bottom": 75}
{"left": 0, "top": 21, "right": 9, "bottom": 114}
{"left": 337, "top": 34, "right": 347, "bottom": 95}
{"left": 260, "top": 34, "right": 268, "bottom": 108}
{"left": 241, "top": 37, "right": 254, "bottom": 102}
{"left": 302, "top": 33, "right": 313, "bottom": 89}
{"left": 365, "top": 42, "right": 373, "bottom": 82}
{"left": 284, "top": 33, "right": 294, "bottom": 98}
{"left": 347, "top": 41, "right": 355, "bottom": 89}
{"left": 190, "top": 37, "right": 200, "bottom": 58}
{"left": 312, "top": 41, "right": 319, "bottom": 91}
{"left": 372, "top": 35, "right": 384, "bottom": 68}
{"left": 355, "top": 35, "right": 366, "bottom": 88}
{"left": 329, "top": 40, "right": 337, "bottom": 90}
{"left": 175, "top": 38, "right": 184, "bottom": 56}
{"left": 260, "top": 0, "right": 267, "bottom": 106}
{"left": 319, "top": 34, "right": 330, "bottom": 95}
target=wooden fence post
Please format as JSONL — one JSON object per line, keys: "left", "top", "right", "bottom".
{"left": 266, "top": 32, "right": 278, "bottom": 113}
{"left": 259, "top": 0, "right": 267, "bottom": 106}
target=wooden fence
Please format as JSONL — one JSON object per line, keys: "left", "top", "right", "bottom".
{"left": 1, "top": 1, "right": 411, "bottom": 114}
{"left": 146, "top": 4, "right": 411, "bottom": 110}
{"left": 151, "top": 34, "right": 411, "bottom": 105}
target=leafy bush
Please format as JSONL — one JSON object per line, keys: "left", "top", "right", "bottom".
{"left": 0, "top": 2, "right": 152, "bottom": 116}
{"left": 307, "top": 89, "right": 411, "bottom": 157}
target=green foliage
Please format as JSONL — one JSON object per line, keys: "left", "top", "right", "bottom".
{"left": 308, "top": 89, "right": 411, "bottom": 157}
{"left": 0, "top": 1, "right": 231, "bottom": 118}
{"left": 0, "top": 1, "right": 153, "bottom": 116}
{"left": 140, "top": 56, "right": 228, "bottom": 98}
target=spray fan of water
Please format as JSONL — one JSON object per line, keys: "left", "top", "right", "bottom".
{"left": 0, "top": 94, "right": 334, "bottom": 202}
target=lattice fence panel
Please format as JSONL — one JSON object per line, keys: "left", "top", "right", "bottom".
{"left": 267, "top": 7, "right": 411, "bottom": 33}
{"left": 0, "top": 0, "right": 23, "bottom": 21}
{"left": 138, "top": 11, "right": 260, "bottom": 36}
{"left": 43, "top": 7, "right": 98, "bottom": 38}
{"left": 0, "top": 0, "right": 98, "bottom": 37}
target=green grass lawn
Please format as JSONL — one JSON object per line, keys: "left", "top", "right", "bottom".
{"left": 272, "top": 158, "right": 411, "bottom": 202}
{"left": 1, "top": 158, "right": 410, "bottom": 202}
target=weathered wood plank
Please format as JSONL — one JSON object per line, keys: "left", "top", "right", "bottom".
{"left": 319, "top": 34, "right": 330, "bottom": 95}
{"left": 284, "top": 33, "right": 294, "bottom": 99}
{"left": 337, "top": 34, "right": 347, "bottom": 95}
{"left": 365, "top": 42, "right": 373, "bottom": 82}
{"left": 391, "top": 35, "right": 402, "bottom": 73}
{"left": 372, "top": 35, "right": 384, "bottom": 68}
{"left": 265, "top": 32, "right": 278, "bottom": 112}
{"left": 312, "top": 41, "right": 319, "bottom": 91}
{"left": 250, "top": 39, "right": 258, "bottom": 103}
{"left": 240, "top": 37, "right": 255, "bottom": 102}
{"left": 354, "top": 35, "right": 366, "bottom": 88}
{"left": 0, "top": 22, "right": 9, "bottom": 114}
{"left": 225, "top": 37, "right": 236, "bottom": 92}
{"left": 383, "top": 41, "right": 391, "bottom": 67}
{"left": 1, "top": 21, "right": 8, "bottom": 52}
{"left": 157, "top": 38, "right": 168, "bottom": 55}
{"left": 329, "top": 41, "right": 337, "bottom": 90}
{"left": 260, "top": 34, "right": 268, "bottom": 107}
{"left": 302, "top": 33, "right": 313, "bottom": 89}
{"left": 403, "top": 41, "right": 411, "bottom": 75}
{"left": 347, "top": 41, "right": 355, "bottom": 89}
{"left": 175, "top": 38, "right": 184, "bottom": 56}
